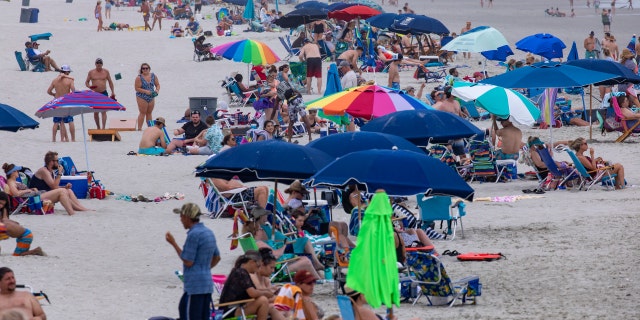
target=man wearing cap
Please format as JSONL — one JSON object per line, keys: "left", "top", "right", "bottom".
{"left": 404, "top": 83, "right": 425, "bottom": 100}
{"left": 299, "top": 39, "right": 323, "bottom": 94}
{"left": 584, "top": 31, "right": 598, "bottom": 59}
{"left": 25, "top": 41, "right": 60, "bottom": 72}
{"left": 166, "top": 203, "right": 220, "bottom": 320}
{"left": 47, "top": 66, "right": 76, "bottom": 142}
{"left": 85, "top": 58, "right": 116, "bottom": 130}
{"left": 138, "top": 117, "right": 169, "bottom": 155}
{"left": 339, "top": 61, "right": 358, "bottom": 90}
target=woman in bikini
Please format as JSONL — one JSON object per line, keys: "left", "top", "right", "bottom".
{"left": 134, "top": 63, "right": 160, "bottom": 130}
{"left": 95, "top": 1, "right": 103, "bottom": 32}
{"left": 151, "top": 3, "right": 165, "bottom": 31}
{"left": 570, "top": 137, "right": 626, "bottom": 189}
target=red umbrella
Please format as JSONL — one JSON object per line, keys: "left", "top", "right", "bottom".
{"left": 328, "top": 5, "right": 381, "bottom": 21}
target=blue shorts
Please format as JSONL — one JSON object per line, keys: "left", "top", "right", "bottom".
{"left": 391, "top": 82, "right": 400, "bottom": 90}
{"left": 138, "top": 146, "right": 165, "bottom": 155}
{"left": 495, "top": 149, "right": 519, "bottom": 160}
{"left": 53, "top": 116, "right": 74, "bottom": 123}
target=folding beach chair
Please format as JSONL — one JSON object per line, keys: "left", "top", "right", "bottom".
{"left": 610, "top": 93, "right": 640, "bottom": 142}
{"left": 336, "top": 295, "right": 356, "bottom": 320}
{"left": 535, "top": 146, "right": 578, "bottom": 190}
{"left": 405, "top": 251, "right": 481, "bottom": 307}
{"left": 230, "top": 233, "right": 299, "bottom": 283}
{"left": 278, "top": 36, "right": 300, "bottom": 61}
{"left": 416, "top": 195, "right": 466, "bottom": 240}
{"left": 17, "top": 284, "right": 51, "bottom": 305}
{"left": 200, "top": 178, "right": 250, "bottom": 219}
{"left": 560, "top": 147, "right": 617, "bottom": 191}
{"left": 0, "top": 176, "right": 51, "bottom": 216}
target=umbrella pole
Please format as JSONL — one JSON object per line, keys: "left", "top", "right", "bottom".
{"left": 386, "top": 307, "right": 393, "bottom": 320}
{"left": 81, "top": 113, "right": 90, "bottom": 172}
{"left": 273, "top": 179, "right": 278, "bottom": 241}
{"left": 589, "top": 84, "right": 593, "bottom": 140}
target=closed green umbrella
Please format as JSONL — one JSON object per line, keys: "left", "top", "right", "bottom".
{"left": 243, "top": 0, "right": 255, "bottom": 21}
{"left": 346, "top": 190, "right": 400, "bottom": 316}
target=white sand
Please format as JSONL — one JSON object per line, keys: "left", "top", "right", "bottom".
{"left": 1, "top": 0, "right": 639, "bottom": 319}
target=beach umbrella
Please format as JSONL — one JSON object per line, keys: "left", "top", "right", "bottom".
{"left": 0, "top": 103, "right": 39, "bottom": 132}
{"left": 567, "top": 41, "right": 579, "bottom": 61}
{"left": 451, "top": 82, "right": 540, "bottom": 126}
{"left": 365, "top": 13, "right": 404, "bottom": 29}
{"left": 295, "top": 0, "right": 328, "bottom": 10}
{"left": 328, "top": 5, "right": 381, "bottom": 21}
{"left": 307, "top": 149, "right": 475, "bottom": 199}
{"left": 565, "top": 59, "right": 640, "bottom": 85}
{"left": 307, "top": 131, "right": 424, "bottom": 159}
{"left": 480, "top": 44, "right": 514, "bottom": 62}
{"left": 389, "top": 14, "right": 449, "bottom": 35}
{"left": 273, "top": 8, "right": 328, "bottom": 28}
{"left": 346, "top": 191, "right": 399, "bottom": 316}
{"left": 242, "top": 0, "right": 255, "bottom": 21}
{"left": 328, "top": 2, "right": 358, "bottom": 11}
{"left": 515, "top": 33, "right": 566, "bottom": 60}
{"left": 35, "top": 90, "right": 126, "bottom": 171}
{"left": 307, "top": 85, "right": 431, "bottom": 120}
{"left": 210, "top": 39, "right": 280, "bottom": 66}
{"left": 626, "top": 35, "right": 636, "bottom": 54}
{"left": 440, "top": 26, "right": 509, "bottom": 53}
{"left": 316, "top": 63, "right": 350, "bottom": 125}
{"left": 480, "top": 62, "right": 619, "bottom": 88}
{"left": 360, "top": 109, "right": 483, "bottom": 145}
{"left": 222, "top": 0, "right": 247, "bottom": 6}
{"left": 346, "top": 0, "right": 383, "bottom": 11}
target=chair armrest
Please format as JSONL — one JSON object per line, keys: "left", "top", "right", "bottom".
{"left": 217, "top": 298, "right": 255, "bottom": 308}
{"left": 220, "top": 187, "right": 247, "bottom": 196}
{"left": 226, "top": 232, "right": 252, "bottom": 240}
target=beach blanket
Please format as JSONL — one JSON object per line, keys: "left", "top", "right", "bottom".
{"left": 474, "top": 195, "right": 544, "bottom": 202}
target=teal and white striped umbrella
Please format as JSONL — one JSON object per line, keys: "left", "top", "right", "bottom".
{"left": 452, "top": 82, "right": 540, "bottom": 126}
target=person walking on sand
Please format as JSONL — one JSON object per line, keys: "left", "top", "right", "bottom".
{"left": 151, "top": 2, "right": 165, "bottom": 31}
{"left": 299, "top": 39, "right": 323, "bottom": 95}
{"left": 134, "top": 63, "right": 160, "bottom": 130}
{"left": 140, "top": 0, "right": 151, "bottom": 31}
{"left": 105, "top": 0, "right": 112, "bottom": 20}
{"left": 0, "top": 268, "right": 47, "bottom": 320}
{"left": 95, "top": 1, "right": 103, "bottom": 32}
{"left": 47, "top": 65, "right": 76, "bottom": 142}
{"left": 85, "top": 58, "right": 115, "bottom": 130}
{"left": 166, "top": 203, "right": 221, "bottom": 320}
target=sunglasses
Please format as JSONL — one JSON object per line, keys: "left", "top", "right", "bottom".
{"left": 141, "top": 67, "right": 150, "bottom": 70}
{"left": 191, "top": 111, "right": 200, "bottom": 115}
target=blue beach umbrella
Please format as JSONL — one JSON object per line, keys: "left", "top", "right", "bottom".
{"left": 0, "top": 103, "right": 39, "bottom": 132}
{"left": 242, "top": 0, "right": 255, "bottom": 21}
{"left": 480, "top": 62, "right": 619, "bottom": 88}
{"left": 307, "top": 149, "right": 475, "bottom": 199}
{"left": 273, "top": 8, "right": 328, "bottom": 29}
{"left": 295, "top": 1, "right": 328, "bottom": 10}
{"left": 328, "top": 2, "right": 358, "bottom": 11}
{"left": 515, "top": 33, "right": 566, "bottom": 60}
{"left": 441, "top": 26, "right": 509, "bottom": 53}
{"left": 567, "top": 41, "right": 579, "bottom": 61}
{"left": 565, "top": 59, "right": 640, "bottom": 85}
{"left": 307, "top": 131, "right": 424, "bottom": 159}
{"left": 389, "top": 14, "right": 449, "bottom": 35}
{"left": 365, "top": 13, "right": 403, "bottom": 29}
{"left": 481, "top": 44, "right": 514, "bottom": 62}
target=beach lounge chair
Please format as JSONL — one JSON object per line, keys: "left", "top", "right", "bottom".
{"left": 468, "top": 140, "right": 501, "bottom": 183}
{"left": 416, "top": 195, "right": 465, "bottom": 240}
{"left": 535, "top": 146, "right": 578, "bottom": 190}
{"left": 336, "top": 295, "right": 356, "bottom": 320}
{"left": 405, "top": 251, "right": 481, "bottom": 307}
{"left": 559, "top": 147, "right": 617, "bottom": 191}
{"left": 278, "top": 36, "right": 300, "bottom": 61}
{"left": 227, "top": 79, "right": 259, "bottom": 109}
{"left": 460, "top": 100, "right": 490, "bottom": 121}
{"left": 0, "top": 175, "right": 51, "bottom": 216}
{"left": 609, "top": 93, "right": 640, "bottom": 142}
{"left": 231, "top": 233, "right": 299, "bottom": 283}
{"left": 200, "top": 178, "right": 250, "bottom": 219}
{"left": 16, "top": 284, "right": 50, "bottom": 305}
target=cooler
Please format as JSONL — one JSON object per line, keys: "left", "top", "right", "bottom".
{"left": 189, "top": 97, "right": 217, "bottom": 118}
{"left": 60, "top": 175, "right": 89, "bottom": 199}
{"left": 20, "top": 8, "right": 30, "bottom": 23}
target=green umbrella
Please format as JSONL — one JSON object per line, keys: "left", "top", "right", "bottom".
{"left": 346, "top": 191, "right": 400, "bottom": 315}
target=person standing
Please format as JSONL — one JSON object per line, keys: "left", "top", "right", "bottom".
{"left": 85, "top": 58, "right": 116, "bottom": 129}
{"left": 166, "top": 203, "right": 221, "bottom": 320}
{"left": 387, "top": 54, "right": 403, "bottom": 89}
{"left": 460, "top": 22, "right": 472, "bottom": 59}
{"left": 47, "top": 65, "right": 76, "bottom": 142}
{"left": 601, "top": 9, "right": 611, "bottom": 32}
{"left": 194, "top": 0, "right": 202, "bottom": 14}
{"left": 134, "top": 63, "right": 160, "bottom": 130}
{"left": 299, "top": 39, "right": 323, "bottom": 95}
{"left": 151, "top": 2, "right": 165, "bottom": 31}
{"left": 95, "top": 1, "right": 103, "bottom": 32}
{"left": 584, "top": 31, "right": 598, "bottom": 59}
{"left": 0, "top": 267, "right": 47, "bottom": 320}
{"left": 105, "top": 0, "right": 112, "bottom": 20}
{"left": 139, "top": 0, "right": 151, "bottom": 31}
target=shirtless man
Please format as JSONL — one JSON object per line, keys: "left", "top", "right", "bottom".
{"left": 336, "top": 47, "right": 363, "bottom": 70}
{"left": 602, "top": 34, "right": 619, "bottom": 60}
{"left": 138, "top": 117, "right": 168, "bottom": 155}
{"left": 0, "top": 267, "right": 46, "bottom": 320}
{"left": 492, "top": 117, "right": 523, "bottom": 160}
{"left": 298, "top": 39, "right": 323, "bottom": 94}
{"left": 433, "top": 87, "right": 470, "bottom": 160}
{"left": 140, "top": 0, "right": 151, "bottom": 31}
{"left": 85, "top": 58, "right": 116, "bottom": 130}
{"left": 388, "top": 54, "right": 403, "bottom": 90}
{"left": 460, "top": 22, "right": 472, "bottom": 59}
{"left": 46, "top": 65, "right": 76, "bottom": 142}
{"left": 211, "top": 178, "right": 268, "bottom": 210}
{"left": 401, "top": 33, "right": 417, "bottom": 57}
{"left": 584, "top": 31, "right": 598, "bottom": 59}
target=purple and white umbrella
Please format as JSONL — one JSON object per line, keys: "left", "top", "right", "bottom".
{"left": 35, "top": 90, "right": 126, "bottom": 171}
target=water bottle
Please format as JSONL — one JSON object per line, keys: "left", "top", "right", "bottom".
{"left": 70, "top": 166, "right": 76, "bottom": 176}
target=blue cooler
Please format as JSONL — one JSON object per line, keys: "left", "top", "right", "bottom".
{"left": 60, "top": 175, "right": 88, "bottom": 199}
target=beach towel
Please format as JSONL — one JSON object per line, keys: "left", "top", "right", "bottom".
{"left": 273, "top": 283, "right": 305, "bottom": 319}
{"left": 230, "top": 209, "right": 250, "bottom": 250}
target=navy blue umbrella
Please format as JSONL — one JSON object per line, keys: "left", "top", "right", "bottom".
{"left": 567, "top": 41, "right": 579, "bottom": 61}
{"left": 360, "top": 109, "right": 483, "bottom": 145}
{"left": 515, "top": 33, "right": 566, "bottom": 60}
{"left": 389, "top": 14, "right": 449, "bottom": 35}
{"left": 307, "top": 132, "right": 424, "bottom": 159}
{"left": 307, "top": 149, "right": 475, "bottom": 199}
{"left": 195, "top": 140, "right": 334, "bottom": 184}
{"left": 295, "top": 0, "right": 329, "bottom": 10}
{"left": 328, "top": 2, "right": 357, "bottom": 11}
{"left": 0, "top": 103, "right": 39, "bottom": 132}
{"left": 480, "top": 62, "right": 619, "bottom": 88}
{"left": 273, "top": 8, "right": 328, "bottom": 28}
{"left": 565, "top": 59, "right": 640, "bottom": 85}
{"left": 365, "top": 13, "right": 404, "bottom": 29}
{"left": 481, "top": 44, "right": 514, "bottom": 62}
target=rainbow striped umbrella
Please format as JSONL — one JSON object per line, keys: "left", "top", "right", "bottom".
{"left": 210, "top": 39, "right": 280, "bottom": 66}
{"left": 306, "top": 85, "right": 431, "bottom": 120}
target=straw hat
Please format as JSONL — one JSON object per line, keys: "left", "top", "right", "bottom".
{"left": 284, "top": 180, "right": 309, "bottom": 194}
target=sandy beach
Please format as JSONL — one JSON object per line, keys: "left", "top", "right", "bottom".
{"left": 1, "top": 0, "right": 639, "bottom": 319}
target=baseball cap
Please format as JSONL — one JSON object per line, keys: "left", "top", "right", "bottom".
{"left": 294, "top": 270, "right": 318, "bottom": 284}
{"left": 60, "top": 65, "right": 72, "bottom": 72}
{"left": 32, "top": 41, "right": 39, "bottom": 45}
{"left": 154, "top": 117, "right": 166, "bottom": 125}
{"left": 173, "top": 203, "right": 202, "bottom": 219}
{"left": 339, "top": 60, "right": 350, "bottom": 68}
{"left": 95, "top": 58, "right": 103, "bottom": 64}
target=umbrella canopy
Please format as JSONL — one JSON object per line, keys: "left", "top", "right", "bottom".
{"left": 0, "top": 103, "right": 39, "bottom": 132}
{"left": 365, "top": 13, "right": 404, "bottom": 29}
{"left": 195, "top": 140, "right": 334, "bottom": 184}
{"left": 480, "top": 62, "right": 620, "bottom": 88}
{"left": 440, "top": 26, "right": 509, "bottom": 53}
{"left": 328, "top": 5, "right": 381, "bottom": 21}
{"left": 210, "top": 39, "right": 280, "bottom": 66}
{"left": 242, "top": 0, "right": 255, "bottom": 20}
{"left": 273, "top": 8, "right": 329, "bottom": 28}
{"left": 565, "top": 59, "right": 640, "bottom": 85}
{"left": 347, "top": 0, "right": 382, "bottom": 11}
{"left": 389, "top": 14, "right": 449, "bottom": 35}
{"left": 307, "top": 131, "right": 424, "bottom": 158}
{"left": 346, "top": 191, "right": 400, "bottom": 310}
{"left": 328, "top": 2, "right": 358, "bottom": 11}
{"left": 480, "top": 44, "right": 514, "bottom": 62}
{"left": 307, "top": 85, "right": 430, "bottom": 120}
{"left": 360, "top": 109, "right": 483, "bottom": 145}
{"left": 515, "top": 33, "right": 566, "bottom": 60}
{"left": 295, "top": 0, "right": 328, "bottom": 10}
{"left": 317, "top": 63, "right": 350, "bottom": 125}
{"left": 307, "top": 149, "right": 475, "bottom": 199}
{"left": 567, "top": 41, "right": 579, "bottom": 61}
{"left": 222, "top": 0, "right": 247, "bottom": 5}
{"left": 452, "top": 83, "right": 540, "bottom": 126}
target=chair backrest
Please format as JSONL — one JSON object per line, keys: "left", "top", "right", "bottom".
{"left": 406, "top": 251, "right": 453, "bottom": 297}
{"left": 336, "top": 295, "right": 356, "bottom": 320}
{"left": 468, "top": 140, "right": 496, "bottom": 176}
{"left": 416, "top": 195, "right": 453, "bottom": 221}
{"left": 562, "top": 148, "right": 591, "bottom": 179}
{"left": 58, "top": 156, "right": 78, "bottom": 175}
{"left": 535, "top": 146, "right": 564, "bottom": 177}
{"left": 228, "top": 80, "right": 247, "bottom": 100}
{"left": 610, "top": 93, "right": 625, "bottom": 122}
{"left": 460, "top": 100, "right": 481, "bottom": 119}
{"left": 278, "top": 36, "right": 292, "bottom": 53}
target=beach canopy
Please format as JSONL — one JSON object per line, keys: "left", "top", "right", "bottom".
{"left": 210, "top": 39, "right": 280, "bottom": 66}
{"left": 440, "top": 26, "right": 509, "bottom": 53}
{"left": 389, "top": 14, "right": 449, "bottom": 35}
{"left": 360, "top": 109, "right": 483, "bottom": 145}
{"left": 565, "top": 59, "right": 640, "bottom": 86}
{"left": 481, "top": 44, "right": 514, "bottom": 62}
{"left": 365, "top": 13, "right": 405, "bottom": 29}
{"left": 273, "top": 8, "right": 329, "bottom": 28}
{"left": 515, "top": 33, "right": 566, "bottom": 60}
{"left": 0, "top": 103, "right": 39, "bottom": 132}
{"left": 307, "top": 149, "right": 475, "bottom": 199}
{"left": 328, "top": 5, "right": 381, "bottom": 21}
{"left": 480, "top": 62, "right": 620, "bottom": 88}
{"left": 307, "top": 131, "right": 424, "bottom": 159}
{"left": 295, "top": 0, "right": 328, "bottom": 10}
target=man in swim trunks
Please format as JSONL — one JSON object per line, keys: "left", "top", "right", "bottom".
{"left": 584, "top": 31, "right": 598, "bottom": 59}
{"left": 0, "top": 267, "right": 47, "bottom": 320}
{"left": 388, "top": 54, "right": 403, "bottom": 90}
{"left": 138, "top": 117, "right": 168, "bottom": 155}
{"left": 85, "top": 58, "right": 116, "bottom": 129}
{"left": 140, "top": 0, "right": 151, "bottom": 31}
{"left": 336, "top": 47, "right": 364, "bottom": 72}
{"left": 47, "top": 65, "right": 76, "bottom": 142}
{"left": 492, "top": 117, "right": 523, "bottom": 160}
{"left": 211, "top": 178, "right": 269, "bottom": 210}
{"left": 299, "top": 39, "right": 323, "bottom": 95}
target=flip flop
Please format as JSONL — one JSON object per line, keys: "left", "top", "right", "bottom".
{"left": 533, "top": 189, "right": 546, "bottom": 194}
{"left": 522, "top": 189, "right": 533, "bottom": 194}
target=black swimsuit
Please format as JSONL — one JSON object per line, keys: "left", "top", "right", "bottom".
{"left": 29, "top": 172, "right": 52, "bottom": 191}
{"left": 313, "top": 22, "right": 324, "bottom": 34}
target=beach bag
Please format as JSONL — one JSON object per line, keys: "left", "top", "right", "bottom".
{"left": 27, "top": 195, "right": 44, "bottom": 214}
{"left": 89, "top": 185, "right": 106, "bottom": 200}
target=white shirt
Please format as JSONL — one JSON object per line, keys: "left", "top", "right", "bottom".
{"left": 341, "top": 70, "right": 358, "bottom": 90}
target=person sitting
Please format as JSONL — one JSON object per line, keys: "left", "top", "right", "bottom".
{"left": 165, "top": 110, "right": 209, "bottom": 154}
{"left": 171, "top": 22, "right": 183, "bottom": 37}
{"left": 219, "top": 251, "right": 285, "bottom": 320}
{"left": 274, "top": 270, "right": 323, "bottom": 320}
{"left": 211, "top": 177, "right": 268, "bottom": 209}
{"left": 185, "top": 17, "right": 203, "bottom": 37}
{"left": 306, "top": 110, "right": 324, "bottom": 134}
{"left": 345, "top": 287, "right": 398, "bottom": 320}
{"left": 0, "top": 192, "right": 45, "bottom": 256}
{"left": 219, "top": 132, "right": 237, "bottom": 152}
{"left": 187, "top": 116, "right": 224, "bottom": 155}
{"left": 234, "top": 74, "right": 259, "bottom": 93}
{"left": 25, "top": 41, "right": 60, "bottom": 72}
{"left": 250, "top": 248, "right": 281, "bottom": 304}
{"left": 526, "top": 136, "right": 573, "bottom": 180}
{"left": 616, "top": 94, "right": 640, "bottom": 120}
{"left": 0, "top": 267, "right": 47, "bottom": 320}
{"left": 570, "top": 137, "right": 626, "bottom": 189}
{"left": 194, "top": 35, "right": 214, "bottom": 60}
{"left": 138, "top": 116, "right": 169, "bottom": 155}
